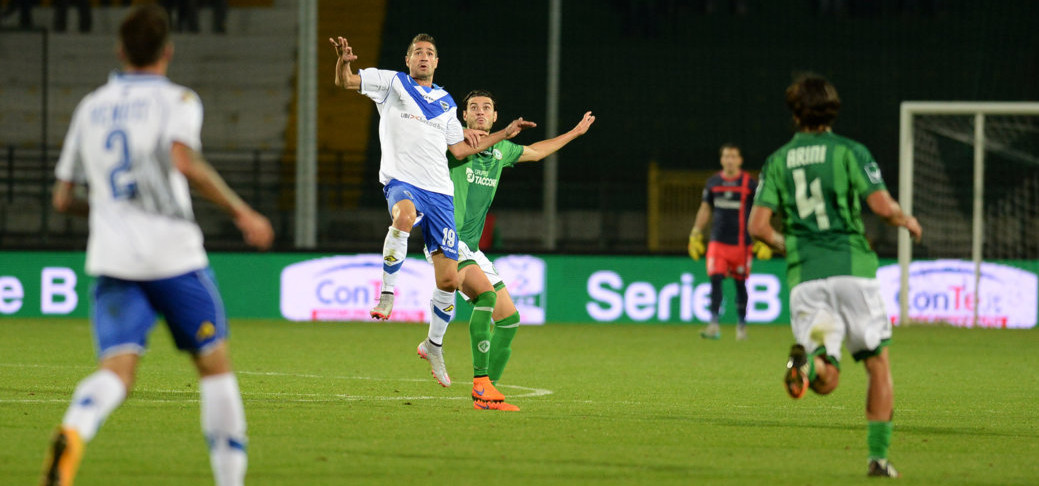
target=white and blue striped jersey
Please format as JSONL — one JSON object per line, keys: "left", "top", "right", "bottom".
{"left": 358, "top": 68, "right": 464, "bottom": 196}
{"left": 55, "top": 71, "right": 208, "bottom": 280}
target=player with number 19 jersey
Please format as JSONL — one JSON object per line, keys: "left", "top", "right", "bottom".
{"left": 359, "top": 67, "right": 465, "bottom": 196}
{"left": 753, "top": 131, "right": 887, "bottom": 287}
{"left": 55, "top": 72, "right": 208, "bottom": 280}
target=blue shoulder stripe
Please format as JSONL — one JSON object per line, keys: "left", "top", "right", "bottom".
{"left": 395, "top": 72, "right": 456, "bottom": 120}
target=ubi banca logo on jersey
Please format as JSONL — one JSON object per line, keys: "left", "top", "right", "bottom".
{"left": 280, "top": 255, "right": 434, "bottom": 322}
{"left": 876, "top": 260, "right": 1037, "bottom": 328}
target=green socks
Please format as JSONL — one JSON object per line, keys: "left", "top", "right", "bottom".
{"left": 469, "top": 291, "right": 497, "bottom": 377}
{"left": 868, "top": 420, "right": 893, "bottom": 460}
{"left": 488, "top": 311, "right": 520, "bottom": 383}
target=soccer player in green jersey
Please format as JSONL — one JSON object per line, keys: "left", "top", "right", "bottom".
{"left": 451, "top": 90, "right": 594, "bottom": 404}
{"left": 749, "top": 74, "right": 921, "bottom": 478}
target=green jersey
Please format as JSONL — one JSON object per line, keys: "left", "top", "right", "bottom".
{"left": 449, "top": 140, "right": 524, "bottom": 249}
{"left": 754, "top": 131, "right": 887, "bottom": 287}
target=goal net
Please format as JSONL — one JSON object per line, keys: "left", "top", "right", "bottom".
{"left": 897, "top": 102, "right": 1039, "bottom": 327}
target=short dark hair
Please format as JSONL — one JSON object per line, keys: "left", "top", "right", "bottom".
{"left": 719, "top": 143, "right": 741, "bottom": 156}
{"left": 785, "top": 74, "right": 841, "bottom": 130}
{"left": 406, "top": 33, "right": 437, "bottom": 56}
{"left": 119, "top": 5, "right": 170, "bottom": 67}
{"left": 462, "top": 89, "right": 497, "bottom": 111}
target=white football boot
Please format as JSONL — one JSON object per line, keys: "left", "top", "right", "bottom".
{"left": 370, "top": 292, "right": 394, "bottom": 320}
{"left": 417, "top": 339, "right": 451, "bottom": 387}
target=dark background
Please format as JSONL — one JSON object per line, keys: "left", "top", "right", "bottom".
{"left": 371, "top": 0, "right": 1038, "bottom": 211}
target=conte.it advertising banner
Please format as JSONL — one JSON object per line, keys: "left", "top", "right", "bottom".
{"left": 876, "top": 260, "right": 1038, "bottom": 328}
{"left": 278, "top": 254, "right": 549, "bottom": 325}
{"left": 279, "top": 254, "right": 434, "bottom": 322}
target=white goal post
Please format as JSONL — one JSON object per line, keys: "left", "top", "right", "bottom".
{"left": 898, "top": 101, "right": 1039, "bottom": 326}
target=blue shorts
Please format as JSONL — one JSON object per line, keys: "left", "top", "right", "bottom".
{"left": 91, "top": 268, "right": 228, "bottom": 359}
{"left": 383, "top": 179, "right": 459, "bottom": 260}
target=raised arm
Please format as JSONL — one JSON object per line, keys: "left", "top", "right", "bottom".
{"left": 172, "top": 142, "right": 274, "bottom": 250}
{"left": 448, "top": 117, "right": 537, "bottom": 159}
{"left": 517, "top": 111, "right": 596, "bottom": 162}
{"left": 329, "top": 36, "right": 360, "bottom": 90}
{"left": 866, "top": 189, "right": 922, "bottom": 242}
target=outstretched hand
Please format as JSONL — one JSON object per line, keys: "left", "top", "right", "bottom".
{"left": 571, "top": 111, "right": 596, "bottom": 136}
{"left": 328, "top": 36, "right": 358, "bottom": 63}
{"left": 463, "top": 128, "right": 488, "bottom": 148}
{"left": 505, "top": 117, "right": 537, "bottom": 139}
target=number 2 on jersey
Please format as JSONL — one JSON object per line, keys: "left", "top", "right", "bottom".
{"left": 792, "top": 168, "right": 830, "bottom": 230}
{"left": 106, "top": 129, "right": 138, "bottom": 199}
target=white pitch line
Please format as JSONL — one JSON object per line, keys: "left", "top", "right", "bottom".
{"left": 235, "top": 370, "right": 554, "bottom": 399}
{"left": 0, "top": 365, "right": 553, "bottom": 403}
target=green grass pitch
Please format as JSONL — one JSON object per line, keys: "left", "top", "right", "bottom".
{"left": 2, "top": 318, "right": 1038, "bottom": 485}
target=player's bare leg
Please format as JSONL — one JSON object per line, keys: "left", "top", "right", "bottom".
{"left": 372, "top": 200, "right": 416, "bottom": 320}
{"left": 864, "top": 348, "right": 898, "bottom": 477}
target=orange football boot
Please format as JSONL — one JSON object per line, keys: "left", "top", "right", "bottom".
{"left": 471, "top": 376, "right": 505, "bottom": 402}
{"left": 40, "top": 427, "right": 83, "bottom": 486}
{"left": 473, "top": 400, "right": 520, "bottom": 412}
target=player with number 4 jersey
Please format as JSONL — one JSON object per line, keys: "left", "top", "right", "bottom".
{"left": 749, "top": 74, "right": 921, "bottom": 478}
{"left": 755, "top": 131, "right": 885, "bottom": 288}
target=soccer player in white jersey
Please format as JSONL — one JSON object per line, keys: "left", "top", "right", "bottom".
{"left": 329, "top": 33, "right": 533, "bottom": 387}
{"left": 41, "top": 6, "right": 273, "bottom": 486}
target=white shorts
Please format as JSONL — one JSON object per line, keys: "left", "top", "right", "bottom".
{"left": 424, "top": 241, "right": 504, "bottom": 301}
{"left": 789, "top": 276, "right": 892, "bottom": 363}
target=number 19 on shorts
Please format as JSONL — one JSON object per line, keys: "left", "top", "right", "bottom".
{"left": 441, "top": 228, "right": 456, "bottom": 247}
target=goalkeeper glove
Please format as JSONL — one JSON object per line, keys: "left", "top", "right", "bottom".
{"left": 688, "top": 230, "right": 705, "bottom": 260}
{"left": 752, "top": 240, "right": 772, "bottom": 260}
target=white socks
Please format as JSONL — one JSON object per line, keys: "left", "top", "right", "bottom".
{"left": 381, "top": 226, "right": 409, "bottom": 294}
{"left": 200, "top": 373, "right": 247, "bottom": 486}
{"left": 62, "top": 369, "right": 126, "bottom": 442}
{"left": 428, "top": 288, "right": 455, "bottom": 345}
{"left": 59, "top": 368, "right": 246, "bottom": 486}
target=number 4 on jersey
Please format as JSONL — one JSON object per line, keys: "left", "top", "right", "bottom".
{"left": 793, "top": 168, "right": 830, "bottom": 230}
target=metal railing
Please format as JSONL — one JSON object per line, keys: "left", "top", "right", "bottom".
{"left": 0, "top": 145, "right": 651, "bottom": 254}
